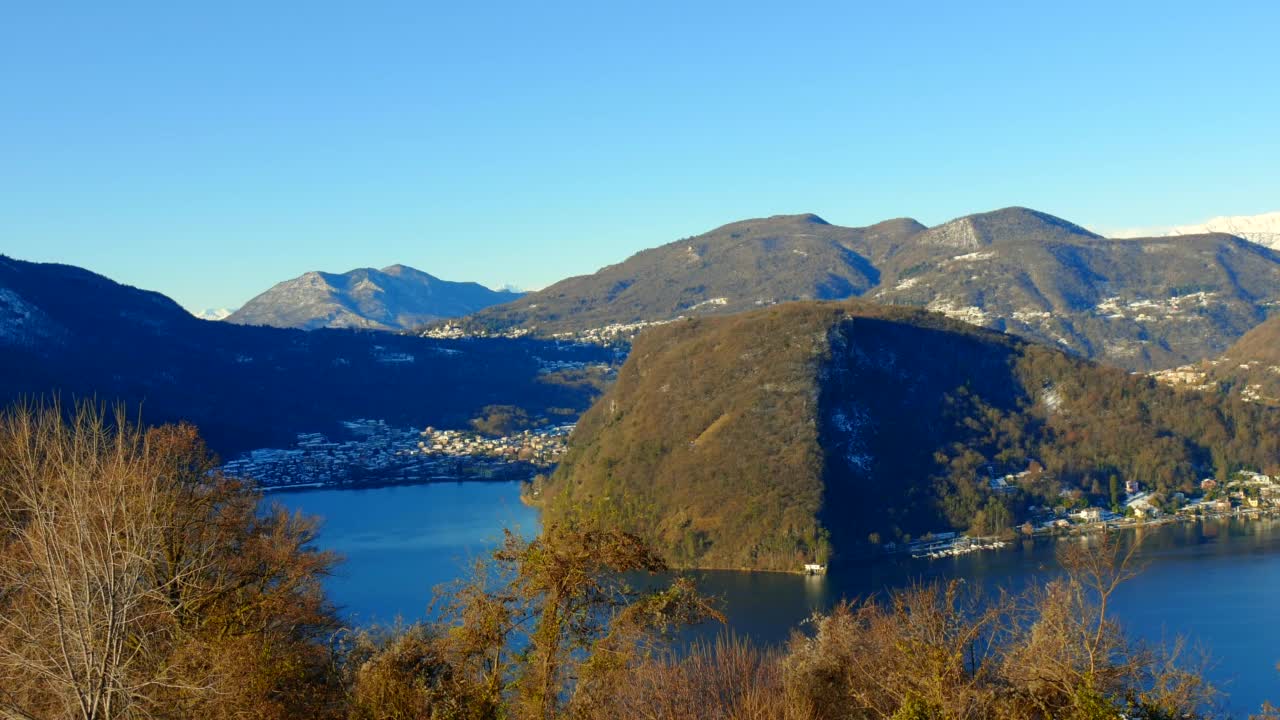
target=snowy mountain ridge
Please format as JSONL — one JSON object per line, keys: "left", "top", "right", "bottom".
{"left": 193, "top": 307, "right": 234, "bottom": 321}
{"left": 1113, "top": 211, "right": 1280, "bottom": 251}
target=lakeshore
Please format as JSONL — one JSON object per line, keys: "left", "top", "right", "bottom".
{"left": 224, "top": 418, "right": 572, "bottom": 490}
{"left": 894, "top": 468, "right": 1280, "bottom": 562}
{"left": 276, "top": 482, "right": 1280, "bottom": 713}
{"left": 901, "top": 505, "right": 1280, "bottom": 560}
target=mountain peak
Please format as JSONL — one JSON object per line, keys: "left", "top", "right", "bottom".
{"left": 193, "top": 307, "right": 234, "bottom": 321}
{"left": 380, "top": 263, "right": 435, "bottom": 279}
{"left": 867, "top": 217, "right": 927, "bottom": 235}
{"left": 917, "top": 207, "right": 1101, "bottom": 249}
{"left": 709, "top": 213, "right": 833, "bottom": 235}
{"left": 227, "top": 266, "right": 517, "bottom": 330}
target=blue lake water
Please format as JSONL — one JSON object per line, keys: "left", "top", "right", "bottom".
{"left": 275, "top": 482, "right": 1280, "bottom": 714}
{"left": 272, "top": 482, "right": 538, "bottom": 625}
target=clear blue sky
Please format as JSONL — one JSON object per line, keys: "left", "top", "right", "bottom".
{"left": 3, "top": 1, "right": 1278, "bottom": 311}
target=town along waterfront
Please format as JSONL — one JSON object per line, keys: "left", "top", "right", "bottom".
{"left": 277, "top": 483, "right": 1280, "bottom": 714}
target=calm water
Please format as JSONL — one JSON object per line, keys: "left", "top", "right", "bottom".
{"left": 272, "top": 482, "right": 538, "bottom": 624}
{"left": 277, "top": 482, "right": 1280, "bottom": 713}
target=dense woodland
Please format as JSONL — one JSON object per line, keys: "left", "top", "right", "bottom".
{"left": 541, "top": 304, "right": 838, "bottom": 571}
{"left": 543, "top": 301, "right": 1280, "bottom": 572}
{"left": 1, "top": 405, "right": 1276, "bottom": 719}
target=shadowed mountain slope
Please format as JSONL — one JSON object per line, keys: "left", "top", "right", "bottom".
{"left": 537, "top": 300, "right": 1280, "bottom": 572}
{"left": 0, "top": 255, "right": 606, "bottom": 454}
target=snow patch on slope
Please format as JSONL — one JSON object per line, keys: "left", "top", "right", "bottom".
{"left": 0, "top": 287, "right": 58, "bottom": 347}
{"left": 1040, "top": 386, "right": 1063, "bottom": 413}
{"left": 829, "top": 404, "right": 874, "bottom": 472}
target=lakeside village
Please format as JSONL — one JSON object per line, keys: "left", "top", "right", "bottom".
{"left": 220, "top": 418, "right": 573, "bottom": 490}
{"left": 423, "top": 318, "right": 676, "bottom": 345}
{"left": 902, "top": 468, "right": 1280, "bottom": 560}
{"left": 221, "top": 419, "right": 1280, "bottom": 568}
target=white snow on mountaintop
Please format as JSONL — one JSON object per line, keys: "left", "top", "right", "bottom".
{"left": 1109, "top": 211, "right": 1280, "bottom": 251}
{"left": 193, "top": 308, "right": 235, "bottom": 321}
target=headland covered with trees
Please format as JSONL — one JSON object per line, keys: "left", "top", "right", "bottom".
{"left": 540, "top": 302, "right": 1280, "bottom": 574}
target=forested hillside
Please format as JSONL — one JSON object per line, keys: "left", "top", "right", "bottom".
{"left": 540, "top": 301, "right": 1280, "bottom": 571}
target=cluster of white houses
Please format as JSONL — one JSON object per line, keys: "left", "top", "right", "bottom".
{"left": 220, "top": 419, "right": 426, "bottom": 488}
{"left": 420, "top": 322, "right": 534, "bottom": 340}
{"left": 1150, "top": 358, "right": 1280, "bottom": 404}
{"left": 910, "top": 469, "right": 1280, "bottom": 560}
{"left": 221, "top": 418, "right": 574, "bottom": 489}
{"left": 549, "top": 319, "right": 677, "bottom": 344}
{"left": 535, "top": 358, "right": 615, "bottom": 375}
{"left": 417, "top": 425, "right": 573, "bottom": 466}
{"left": 421, "top": 318, "right": 677, "bottom": 346}
{"left": 1042, "top": 471, "right": 1280, "bottom": 529}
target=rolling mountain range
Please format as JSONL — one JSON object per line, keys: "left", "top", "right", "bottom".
{"left": 0, "top": 255, "right": 607, "bottom": 455}
{"left": 227, "top": 264, "right": 522, "bottom": 330}
{"left": 537, "top": 301, "right": 1280, "bottom": 572}
{"left": 455, "top": 213, "right": 921, "bottom": 334}
{"left": 456, "top": 207, "right": 1280, "bottom": 370}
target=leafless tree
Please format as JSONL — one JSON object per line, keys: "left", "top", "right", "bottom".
{"left": 0, "top": 403, "right": 213, "bottom": 719}
{"left": 0, "top": 403, "right": 339, "bottom": 720}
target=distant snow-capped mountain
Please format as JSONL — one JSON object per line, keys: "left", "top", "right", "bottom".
{"left": 1112, "top": 211, "right": 1280, "bottom": 251}
{"left": 193, "top": 308, "right": 234, "bottom": 321}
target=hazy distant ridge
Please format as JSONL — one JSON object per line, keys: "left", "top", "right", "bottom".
{"left": 228, "top": 264, "right": 522, "bottom": 330}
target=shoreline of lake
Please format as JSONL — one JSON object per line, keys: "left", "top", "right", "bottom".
{"left": 276, "top": 482, "right": 1280, "bottom": 713}
{"left": 268, "top": 474, "right": 1280, "bottom": 577}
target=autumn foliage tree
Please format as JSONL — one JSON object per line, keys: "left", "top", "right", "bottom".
{"left": 338, "top": 522, "right": 723, "bottom": 720}
{"left": 0, "top": 403, "right": 341, "bottom": 719}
